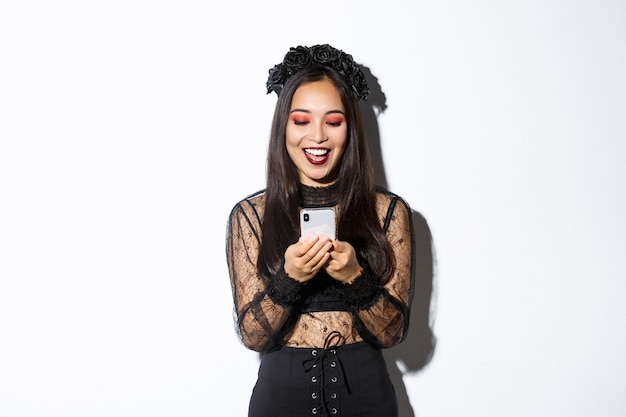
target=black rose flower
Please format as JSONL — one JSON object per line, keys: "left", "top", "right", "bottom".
{"left": 310, "top": 44, "right": 341, "bottom": 65}
{"left": 334, "top": 51, "right": 352, "bottom": 75}
{"left": 350, "top": 71, "right": 370, "bottom": 101}
{"left": 266, "top": 64, "right": 288, "bottom": 95}
{"left": 283, "top": 46, "right": 312, "bottom": 74}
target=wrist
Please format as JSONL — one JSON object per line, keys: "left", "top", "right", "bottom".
{"left": 284, "top": 263, "right": 311, "bottom": 282}
{"left": 341, "top": 266, "right": 363, "bottom": 284}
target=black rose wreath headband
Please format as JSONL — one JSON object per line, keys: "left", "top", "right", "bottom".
{"left": 266, "top": 44, "right": 370, "bottom": 101}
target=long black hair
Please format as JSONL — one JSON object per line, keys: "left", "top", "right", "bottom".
{"left": 258, "top": 65, "right": 394, "bottom": 282}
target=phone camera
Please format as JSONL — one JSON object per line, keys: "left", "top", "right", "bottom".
{"left": 303, "top": 213, "right": 309, "bottom": 222}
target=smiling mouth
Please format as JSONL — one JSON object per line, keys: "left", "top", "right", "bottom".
{"left": 304, "top": 148, "right": 330, "bottom": 165}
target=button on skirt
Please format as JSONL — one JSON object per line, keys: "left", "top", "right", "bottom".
{"left": 248, "top": 342, "right": 397, "bottom": 417}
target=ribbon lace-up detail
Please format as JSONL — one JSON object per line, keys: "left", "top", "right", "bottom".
{"left": 303, "top": 331, "right": 350, "bottom": 416}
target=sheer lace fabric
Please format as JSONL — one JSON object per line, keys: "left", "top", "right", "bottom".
{"left": 226, "top": 186, "right": 414, "bottom": 352}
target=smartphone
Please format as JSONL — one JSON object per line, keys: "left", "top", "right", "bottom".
{"left": 299, "top": 207, "right": 336, "bottom": 240}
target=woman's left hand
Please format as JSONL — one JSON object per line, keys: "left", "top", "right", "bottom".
{"left": 325, "top": 240, "right": 363, "bottom": 284}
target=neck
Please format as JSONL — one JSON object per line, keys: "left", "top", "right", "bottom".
{"left": 300, "top": 183, "right": 338, "bottom": 207}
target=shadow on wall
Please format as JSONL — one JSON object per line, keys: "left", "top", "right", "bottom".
{"left": 359, "top": 65, "right": 438, "bottom": 417}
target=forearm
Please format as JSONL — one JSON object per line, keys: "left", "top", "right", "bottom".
{"left": 235, "top": 265, "right": 306, "bottom": 351}
{"left": 328, "top": 269, "right": 405, "bottom": 347}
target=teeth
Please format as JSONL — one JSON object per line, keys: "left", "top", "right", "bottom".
{"left": 305, "top": 149, "right": 329, "bottom": 156}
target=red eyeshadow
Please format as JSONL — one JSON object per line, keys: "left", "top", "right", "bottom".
{"left": 326, "top": 116, "right": 345, "bottom": 124}
{"left": 290, "top": 114, "right": 310, "bottom": 123}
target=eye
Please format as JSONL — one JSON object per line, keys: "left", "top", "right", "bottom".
{"left": 290, "top": 114, "right": 310, "bottom": 126}
{"left": 325, "top": 116, "right": 345, "bottom": 127}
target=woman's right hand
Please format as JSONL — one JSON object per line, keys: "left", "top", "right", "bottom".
{"left": 283, "top": 235, "right": 333, "bottom": 282}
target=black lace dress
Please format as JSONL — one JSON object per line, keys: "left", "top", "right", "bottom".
{"left": 226, "top": 183, "right": 415, "bottom": 417}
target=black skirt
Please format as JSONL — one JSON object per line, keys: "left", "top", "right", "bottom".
{"left": 248, "top": 341, "right": 397, "bottom": 417}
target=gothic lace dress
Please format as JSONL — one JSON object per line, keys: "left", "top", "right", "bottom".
{"left": 226, "top": 184, "right": 415, "bottom": 353}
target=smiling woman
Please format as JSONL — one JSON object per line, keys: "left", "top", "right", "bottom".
{"left": 226, "top": 44, "right": 415, "bottom": 417}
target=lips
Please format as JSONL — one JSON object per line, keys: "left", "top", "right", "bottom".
{"left": 304, "top": 148, "right": 330, "bottom": 165}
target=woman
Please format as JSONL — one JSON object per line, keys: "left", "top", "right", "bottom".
{"left": 226, "top": 44, "right": 415, "bottom": 417}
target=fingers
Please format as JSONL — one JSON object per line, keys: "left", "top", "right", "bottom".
{"left": 285, "top": 237, "right": 360, "bottom": 283}
{"left": 284, "top": 235, "right": 333, "bottom": 281}
{"left": 300, "top": 235, "right": 333, "bottom": 269}
{"left": 324, "top": 240, "right": 362, "bottom": 283}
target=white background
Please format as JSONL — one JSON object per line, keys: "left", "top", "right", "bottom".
{"left": 1, "top": 1, "right": 625, "bottom": 416}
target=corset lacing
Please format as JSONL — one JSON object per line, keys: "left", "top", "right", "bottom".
{"left": 302, "top": 331, "right": 350, "bottom": 416}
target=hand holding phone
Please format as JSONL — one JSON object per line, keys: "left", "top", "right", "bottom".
{"left": 299, "top": 208, "right": 336, "bottom": 241}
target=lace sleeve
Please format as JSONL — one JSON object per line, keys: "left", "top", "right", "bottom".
{"left": 226, "top": 197, "right": 302, "bottom": 352}
{"left": 349, "top": 195, "right": 415, "bottom": 348}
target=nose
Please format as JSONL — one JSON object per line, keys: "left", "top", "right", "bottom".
{"left": 310, "top": 122, "right": 328, "bottom": 143}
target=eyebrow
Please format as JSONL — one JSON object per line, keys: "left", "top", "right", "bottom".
{"left": 289, "top": 108, "right": 346, "bottom": 115}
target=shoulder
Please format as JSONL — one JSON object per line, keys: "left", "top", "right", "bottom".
{"left": 374, "top": 187, "right": 413, "bottom": 234}
{"left": 374, "top": 186, "right": 412, "bottom": 214}
{"left": 229, "top": 189, "right": 267, "bottom": 220}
